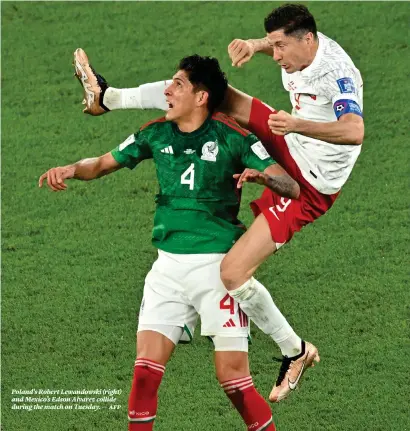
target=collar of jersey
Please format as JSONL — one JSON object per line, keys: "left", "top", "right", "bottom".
{"left": 171, "top": 115, "right": 212, "bottom": 138}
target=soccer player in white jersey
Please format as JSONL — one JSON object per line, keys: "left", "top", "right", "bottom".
{"left": 73, "top": 3, "right": 364, "bottom": 403}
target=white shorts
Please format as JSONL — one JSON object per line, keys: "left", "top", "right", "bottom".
{"left": 138, "top": 250, "right": 249, "bottom": 342}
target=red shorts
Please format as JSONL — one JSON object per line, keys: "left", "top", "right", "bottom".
{"left": 248, "top": 98, "right": 339, "bottom": 248}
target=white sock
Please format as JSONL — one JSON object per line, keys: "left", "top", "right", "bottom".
{"left": 229, "top": 277, "right": 302, "bottom": 357}
{"left": 103, "top": 80, "right": 171, "bottom": 111}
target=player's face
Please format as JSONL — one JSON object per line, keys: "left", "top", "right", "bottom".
{"left": 267, "top": 30, "right": 315, "bottom": 73}
{"left": 164, "top": 70, "right": 200, "bottom": 122}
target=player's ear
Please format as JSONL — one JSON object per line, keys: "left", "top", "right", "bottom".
{"left": 196, "top": 90, "right": 209, "bottom": 108}
{"left": 305, "top": 32, "right": 314, "bottom": 45}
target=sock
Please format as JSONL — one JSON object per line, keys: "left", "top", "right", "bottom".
{"left": 229, "top": 277, "right": 302, "bottom": 357}
{"left": 221, "top": 376, "right": 276, "bottom": 431}
{"left": 128, "top": 358, "right": 165, "bottom": 431}
{"left": 103, "top": 81, "right": 170, "bottom": 111}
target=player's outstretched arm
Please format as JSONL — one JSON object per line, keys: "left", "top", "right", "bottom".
{"left": 228, "top": 38, "right": 273, "bottom": 67}
{"left": 234, "top": 164, "right": 300, "bottom": 199}
{"left": 38, "top": 152, "right": 123, "bottom": 191}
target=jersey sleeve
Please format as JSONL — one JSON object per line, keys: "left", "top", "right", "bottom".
{"left": 240, "top": 134, "right": 276, "bottom": 171}
{"left": 111, "top": 131, "right": 152, "bottom": 169}
{"left": 320, "top": 67, "right": 363, "bottom": 120}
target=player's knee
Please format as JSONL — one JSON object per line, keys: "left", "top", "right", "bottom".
{"left": 214, "top": 354, "right": 249, "bottom": 383}
{"left": 214, "top": 339, "right": 249, "bottom": 383}
{"left": 220, "top": 258, "right": 248, "bottom": 290}
{"left": 136, "top": 328, "right": 177, "bottom": 364}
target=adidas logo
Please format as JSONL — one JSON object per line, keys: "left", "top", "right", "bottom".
{"left": 223, "top": 319, "right": 236, "bottom": 328}
{"left": 160, "top": 146, "right": 174, "bottom": 154}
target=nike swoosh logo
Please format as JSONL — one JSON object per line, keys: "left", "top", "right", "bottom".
{"left": 288, "top": 357, "right": 307, "bottom": 390}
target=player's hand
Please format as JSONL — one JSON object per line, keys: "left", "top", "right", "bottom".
{"left": 38, "top": 166, "right": 75, "bottom": 191}
{"left": 268, "top": 110, "right": 298, "bottom": 135}
{"left": 233, "top": 169, "right": 268, "bottom": 188}
{"left": 228, "top": 39, "right": 255, "bottom": 67}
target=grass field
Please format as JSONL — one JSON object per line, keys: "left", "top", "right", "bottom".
{"left": 2, "top": 1, "right": 409, "bottom": 430}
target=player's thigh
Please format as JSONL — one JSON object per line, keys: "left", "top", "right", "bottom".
{"left": 220, "top": 213, "right": 276, "bottom": 288}
{"left": 214, "top": 347, "right": 250, "bottom": 383}
{"left": 136, "top": 329, "right": 179, "bottom": 366}
{"left": 139, "top": 252, "right": 198, "bottom": 342}
{"left": 247, "top": 97, "right": 276, "bottom": 143}
{"left": 187, "top": 256, "right": 250, "bottom": 339}
{"left": 247, "top": 98, "right": 298, "bottom": 172}
{"left": 252, "top": 188, "right": 311, "bottom": 248}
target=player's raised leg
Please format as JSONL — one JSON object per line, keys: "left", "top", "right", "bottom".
{"left": 128, "top": 328, "right": 180, "bottom": 430}
{"left": 72, "top": 50, "right": 255, "bottom": 119}
{"left": 220, "top": 213, "right": 302, "bottom": 355}
{"left": 220, "top": 213, "right": 320, "bottom": 402}
{"left": 73, "top": 48, "right": 169, "bottom": 114}
{"left": 214, "top": 339, "right": 276, "bottom": 431}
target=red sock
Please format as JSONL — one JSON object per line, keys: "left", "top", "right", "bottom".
{"left": 128, "top": 358, "right": 165, "bottom": 431}
{"left": 221, "top": 376, "right": 276, "bottom": 431}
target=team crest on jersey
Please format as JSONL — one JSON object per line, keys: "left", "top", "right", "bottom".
{"left": 337, "top": 77, "right": 355, "bottom": 94}
{"left": 201, "top": 141, "right": 219, "bottom": 162}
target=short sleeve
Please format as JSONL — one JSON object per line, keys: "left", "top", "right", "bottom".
{"left": 111, "top": 132, "right": 152, "bottom": 169}
{"left": 240, "top": 134, "right": 276, "bottom": 171}
{"left": 320, "top": 67, "right": 363, "bottom": 119}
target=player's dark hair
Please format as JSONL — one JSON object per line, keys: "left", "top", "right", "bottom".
{"left": 264, "top": 4, "right": 317, "bottom": 38}
{"left": 178, "top": 55, "right": 228, "bottom": 112}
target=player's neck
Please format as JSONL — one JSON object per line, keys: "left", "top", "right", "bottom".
{"left": 306, "top": 38, "right": 320, "bottom": 68}
{"left": 174, "top": 110, "right": 209, "bottom": 133}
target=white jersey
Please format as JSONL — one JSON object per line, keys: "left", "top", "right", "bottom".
{"left": 282, "top": 32, "right": 363, "bottom": 194}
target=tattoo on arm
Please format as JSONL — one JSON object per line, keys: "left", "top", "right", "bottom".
{"left": 266, "top": 175, "right": 299, "bottom": 199}
{"left": 249, "top": 38, "right": 273, "bottom": 56}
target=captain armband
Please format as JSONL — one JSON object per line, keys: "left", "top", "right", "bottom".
{"left": 333, "top": 99, "right": 363, "bottom": 120}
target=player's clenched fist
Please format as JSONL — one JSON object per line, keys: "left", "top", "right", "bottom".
{"left": 38, "top": 166, "right": 75, "bottom": 191}
{"left": 228, "top": 39, "right": 255, "bottom": 67}
{"left": 268, "top": 110, "right": 298, "bottom": 136}
{"left": 233, "top": 169, "right": 268, "bottom": 188}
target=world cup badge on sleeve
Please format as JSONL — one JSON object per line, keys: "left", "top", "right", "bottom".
{"left": 337, "top": 77, "right": 355, "bottom": 94}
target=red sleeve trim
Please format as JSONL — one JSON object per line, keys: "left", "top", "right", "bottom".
{"left": 139, "top": 117, "right": 167, "bottom": 131}
{"left": 212, "top": 112, "right": 250, "bottom": 137}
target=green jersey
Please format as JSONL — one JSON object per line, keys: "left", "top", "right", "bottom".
{"left": 111, "top": 112, "right": 276, "bottom": 254}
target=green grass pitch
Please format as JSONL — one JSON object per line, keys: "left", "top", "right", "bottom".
{"left": 2, "top": 1, "right": 409, "bottom": 430}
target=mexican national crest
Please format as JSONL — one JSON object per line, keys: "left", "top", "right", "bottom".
{"left": 201, "top": 141, "right": 218, "bottom": 162}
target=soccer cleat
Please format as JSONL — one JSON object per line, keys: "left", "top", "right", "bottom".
{"left": 73, "top": 48, "right": 109, "bottom": 115}
{"left": 269, "top": 340, "right": 320, "bottom": 403}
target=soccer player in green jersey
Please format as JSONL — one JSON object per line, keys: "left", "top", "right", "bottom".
{"left": 40, "top": 55, "right": 300, "bottom": 430}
